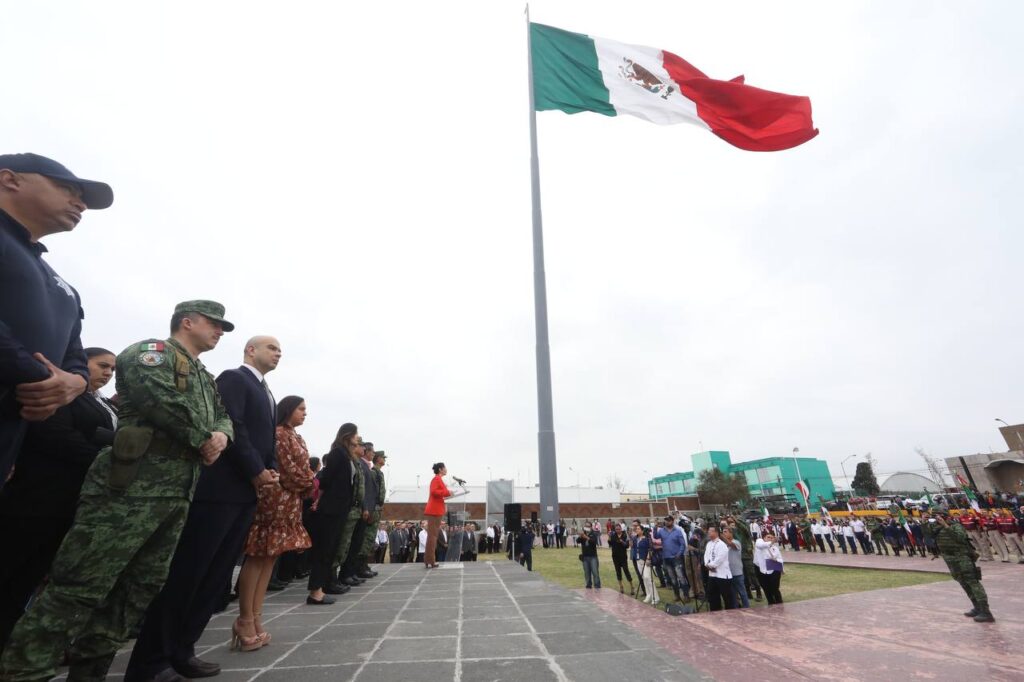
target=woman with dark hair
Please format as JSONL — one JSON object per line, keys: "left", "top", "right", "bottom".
{"left": 0, "top": 347, "right": 118, "bottom": 648}
{"left": 235, "top": 396, "right": 315, "bottom": 648}
{"left": 422, "top": 462, "right": 451, "bottom": 569}
{"left": 307, "top": 423, "right": 360, "bottom": 604}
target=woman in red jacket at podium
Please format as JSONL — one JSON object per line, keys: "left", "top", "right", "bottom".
{"left": 423, "top": 462, "right": 451, "bottom": 568}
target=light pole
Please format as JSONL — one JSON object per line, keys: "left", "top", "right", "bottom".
{"left": 840, "top": 454, "right": 858, "bottom": 496}
{"left": 569, "top": 466, "right": 580, "bottom": 502}
{"left": 995, "top": 418, "right": 1010, "bottom": 427}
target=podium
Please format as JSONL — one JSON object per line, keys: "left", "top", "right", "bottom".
{"left": 443, "top": 486, "right": 470, "bottom": 562}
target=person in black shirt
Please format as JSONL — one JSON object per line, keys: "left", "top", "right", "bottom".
{"left": 579, "top": 523, "right": 602, "bottom": 588}
{"left": 0, "top": 347, "right": 117, "bottom": 651}
{"left": 0, "top": 154, "right": 113, "bottom": 487}
{"left": 515, "top": 523, "right": 535, "bottom": 571}
{"left": 607, "top": 524, "right": 634, "bottom": 594}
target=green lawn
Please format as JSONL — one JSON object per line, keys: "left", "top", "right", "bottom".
{"left": 478, "top": 546, "right": 949, "bottom": 607}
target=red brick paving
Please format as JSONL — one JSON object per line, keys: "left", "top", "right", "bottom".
{"left": 581, "top": 555, "right": 1024, "bottom": 681}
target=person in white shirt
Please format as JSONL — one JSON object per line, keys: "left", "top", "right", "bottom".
{"left": 842, "top": 522, "right": 859, "bottom": 554}
{"left": 418, "top": 527, "right": 428, "bottom": 561}
{"left": 374, "top": 523, "right": 389, "bottom": 563}
{"left": 485, "top": 525, "right": 495, "bottom": 554}
{"left": 702, "top": 527, "right": 735, "bottom": 610}
{"left": 750, "top": 520, "right": 761, "bottom": 539}
{"left": 753, "top": 532, "right": 784, "bottom": 604}
{"left": 850, "top": 517, "right": 870, "bottom": 553}
{"left": 546, "top": 522, "right": 555, "bottom": 548}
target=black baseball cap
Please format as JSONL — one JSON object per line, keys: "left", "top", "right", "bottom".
{"left": 0, "top": 153, "right": 113, "bottom": 209}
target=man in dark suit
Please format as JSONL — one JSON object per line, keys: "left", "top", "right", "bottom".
{"left": 126, "top": 337, "right": 282, "bottom": 682}
{"left": 0, "top": 347, "right": 117, "bottom": 652}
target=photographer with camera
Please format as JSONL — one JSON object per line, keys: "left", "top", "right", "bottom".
{"left": 578, "top": 522, "right": 602, "bottom": 589}
{"left": 607, "top": 523, "right": 634, "bottom": 594}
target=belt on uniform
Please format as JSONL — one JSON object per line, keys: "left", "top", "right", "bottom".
{"left": 149, "top": 433, "right": 192, "bottom": 459}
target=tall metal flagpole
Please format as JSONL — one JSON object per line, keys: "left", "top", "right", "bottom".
{"left": 525, "top": 5, "right": 559, "bottom": 526}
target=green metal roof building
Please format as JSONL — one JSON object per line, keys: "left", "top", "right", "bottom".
{"left": 647, "top": 450, "right": 836, "bottom": 503}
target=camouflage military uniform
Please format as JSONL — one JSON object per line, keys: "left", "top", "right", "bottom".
{"left": 799, "top": 520, "right": 815, "bottom": 551}
{"left": 0, "top": 336, "right": 232, "bottom": 682}
{"left": 358, "top": 465, "right": 386, "bottom": 564}
{"left": 934, "top": 517, "right": 992, "bottom": 620}
{"left": 731, "top": 518, "right": 762, "bottom": 599}
{"left": 333, "top": 453, "right": 366, "bottom": 571}
{"left": 868, "top": 518, "right": 889, "bottom": 555}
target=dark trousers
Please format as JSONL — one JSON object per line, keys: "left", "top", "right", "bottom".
{"left": 0, "top": 515, "right": 72, "bottom": 653}
{"left": 836, "top": 534, "right": 848, "bottom": 553}
{"left": 611, "top": 554, "right": 632, "bottom": 583}
{"left": 855, "top": 531, "right": 872, "bottom": 553}
{"left": 706, "top": 576, "right": 736, "bottom": 611}
{"left": 307, "top": 512, "right": 346, "bottom": 591}
{"left": 845, "top": 535, "right": 858, "bottom": 553}
{"left": 341, "top": 519, "right": 367, "bottom": 578}
{"left": 815, "top": 536, "right": 826, "bottom": 552}
{"left": 519, "top": 552, "right": 532, "bottom": 571}
{"left": 373, "top": 545, "right": 387, "bottom": 564}
{"left": 125, "top": 501, "right": 254, "bottom": 681}
{"left": 759, "top": 570, "right": 783, "bottom": 604}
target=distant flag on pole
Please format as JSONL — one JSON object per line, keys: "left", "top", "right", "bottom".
{"left": 924, "top": 489, "right": 934, "bottom": 506}
{"left": 530, "top": 22, "right": 819, "bottom": 151}
{"left": 820, "top": 505, "right": 834, "bottom": 527}
{"left": 955, "top": 472, "right": 981, "bottom": 511}
{"left": 795, "top": 481, "right": 810, "bottom": 510}
{"left": 761, "top": 503, "right": 770, "bottom": 523}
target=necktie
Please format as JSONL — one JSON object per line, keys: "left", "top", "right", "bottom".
{"left": 261, "top": 379, "right": 276, "bottom": 416}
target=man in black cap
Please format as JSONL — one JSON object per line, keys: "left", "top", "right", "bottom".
{"left": 0, "top": 153, "right": 114, "bottom": 487}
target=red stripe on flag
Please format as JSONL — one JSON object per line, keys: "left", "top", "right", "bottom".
{"left": 662, "top": 50, "right": 819, "bottom": 152}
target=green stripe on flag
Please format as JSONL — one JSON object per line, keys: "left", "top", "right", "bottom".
{"left": 531, "top": 23, "right": 615, "bottom": 117}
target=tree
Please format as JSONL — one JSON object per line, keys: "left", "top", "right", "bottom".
{"left": 696, "top": 468, "right": 749, "bottom": 506}
{"left": 851, "top": 461, "right": 880, "bottom": 496}
{"left": 606, "top": 475, "right": 627, "bottom": 494}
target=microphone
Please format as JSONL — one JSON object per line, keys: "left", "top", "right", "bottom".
{"left": 453, "top": 476, "right": 467, "bottom": 485}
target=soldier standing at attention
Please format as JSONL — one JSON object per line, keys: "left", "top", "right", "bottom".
{"left": 928, "top": 507, "right": 994, "bottom": 623}
{"left": 0, "top": 301, "right": 234, "bottom": 682}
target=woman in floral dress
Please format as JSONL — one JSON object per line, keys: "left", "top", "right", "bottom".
{"left": 236, "top": 396, "right": 314, "bottom": 648}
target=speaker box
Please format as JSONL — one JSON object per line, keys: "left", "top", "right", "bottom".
{"left": 504, "top": 503, "right": 522, "bottom": 529}
{"left": 530, "top": 511, "right": 538, "bottom": 524}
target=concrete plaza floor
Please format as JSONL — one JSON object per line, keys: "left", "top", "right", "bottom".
{"left": 86, "top": 552, "right": 1022, "bottom": 682}
{"left": 102, "top": 561, "right": 709, "bottom": 682}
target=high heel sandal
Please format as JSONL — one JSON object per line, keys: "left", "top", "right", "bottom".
{"left": 254, "top": 611, "right": 271, "bottom": 647}
{"left": 230, "top": 618, "right": 262, "bottom": 652}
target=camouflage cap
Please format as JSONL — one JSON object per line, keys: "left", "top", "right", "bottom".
{"left": 174, "top": 300, "right": 235, "bottom": 332}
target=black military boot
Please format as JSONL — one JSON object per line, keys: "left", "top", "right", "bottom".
{"left": 973, "top": 609, "right": 995, "bottom": 623}
{"left": 963, "top": 603, "right": 979, "bottom": 618}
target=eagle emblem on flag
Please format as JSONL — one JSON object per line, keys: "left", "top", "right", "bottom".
{"left": 618, "top": 58, "right": 675, "bottom": 100}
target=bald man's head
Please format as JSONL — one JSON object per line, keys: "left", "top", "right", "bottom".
{"left": 243, "top": 335, "right": 282, "bottom": 375}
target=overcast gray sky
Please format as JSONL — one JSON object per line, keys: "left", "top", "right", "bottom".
{"left": 4, "top": 1, "right": 1022, "bottom": 493}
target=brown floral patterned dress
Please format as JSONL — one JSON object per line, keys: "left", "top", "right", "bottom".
{"left": 244, "top": 425, "right": 314, "bottom": 557}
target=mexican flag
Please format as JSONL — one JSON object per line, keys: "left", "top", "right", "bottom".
{"left": 795, "top": 481, "right": 810, "bottom": 509}
{"left": 955, "top": 472, "right": 981, "bottom": 511}
{"left": 530, "top": 23, "right": 818, "bottom": 152}
{"left": 896, "top": 508, "right": 915, "bottom": 545}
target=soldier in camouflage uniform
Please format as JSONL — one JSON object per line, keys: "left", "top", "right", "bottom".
{"left": 799, "top": 517, "right": 815, "bottom": 551}
{"left": 727, "top": 515, "right": 763, "bottom": 601}
{"left": 927, "top": 507, "right": 995, "bottom": 623}
{"left": 333, "top": 440, "right": 367, "bottom": 586}
{"left": 358, "top": 449, "right": 387, "bottom": 570}
{"left": 0, "top": 301, "right": 234, "bottom": 682}
{"left": 868, "top": 517, "right": 890, "bottom": 556}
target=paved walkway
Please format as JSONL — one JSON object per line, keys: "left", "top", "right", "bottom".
{"left": 583, "top": 553, "right": 1024, "bottom": 682}
{"left": 97, "top": 562, "right": 708, "bottom": 682}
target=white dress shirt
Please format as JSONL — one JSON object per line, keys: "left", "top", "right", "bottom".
{"left": 419, "top": 529, "right": 428, "bottom": 552}
{"left": 703, "top": 538, "right": 732, "bottom": 579}
{"left": 851, "top": 519, "right": 866, "bottom": 533}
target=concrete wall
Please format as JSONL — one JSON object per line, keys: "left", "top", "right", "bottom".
{"left": 945, "top": 451, "right": 1024, "bottom": 493}
{"left": 381, "top": 496, "right": 701, "bottom": 525}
